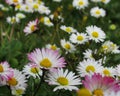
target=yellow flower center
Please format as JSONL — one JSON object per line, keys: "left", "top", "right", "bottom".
{"left": 46, "top": 19, "right": 51, "bottom": 24}
{"left": 102, "top": 45, "right": 108, "bottom": 50}
{"left": 110, "top": 44, "right": 116, "bottom": 50}
{"left": 11, "top": 18, "right": 16, "bottom": 23}
{"left": 103, "top": 69, "right": 110, "bottom": 76}
{"left": 86, "top": 65, "right": 95, "bottom": 73}
{"left": 77, "top": 88, "right": 91, "bottom": 96}
{"left": 16, "top": 4, "right": 21, "bottom": 9}
{"left": 92, "top": 31, "right": 99, "bottom": 38}
{"left": 0, "top": 65, "right": 4, "bottom": 72}
{"left": 51, "top": 45, "right": 57, "bottom": 50}
{"left": 79, "top": 1, "right": 84, "bottom": 5}
{"left": 57, "top": 77, "right": 68, "bottom": 86}
{"left": 8, "top": 78, "right": 18, "bottom": 86}
{"left": 93, "top": 89, "right": 103, "bottom": 96}
{"left": 31, "top": 25, "right": 35, "bottom": 31}
{"left": 65, "top": 27, "right": 72, "bottom": 33}
{"left": 13, "top": 0, "right": 18, "bottom": 3}
{"left": 33, "top": 4, "right": 39, "bottom": 9}
{"left": 16, "top": 89, "right": 23, "bottom": 95}
{"left": 40, "top": 58, "right": 52, "bottom": 68}
{"left": 64, "top": 43, "right": 71, "bottom": 49}
{"left": 77, "top": 35, "right": 84, "bottom": 41}
{"left": 101, "top": 0, "right": 106, "bottom": 2}
{"left": 25, "top": 6, "right": 29, "bottom": 10}
{"left": 31, "top": 67, "right": 39, "bottom": 74}
{"left": 96, "top": 10, "right": 101, "bottom": 15}
{"left": 40, "top": 17, "right": 44, "bottom": 23}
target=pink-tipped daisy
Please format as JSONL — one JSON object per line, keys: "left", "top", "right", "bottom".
{"left": 24, "top": 19, "right": 39, "bottom": 35}
{"left": 0, "top": 61, "right": 13, "bottom": 82}
{"left": 82, "top": 73, "right": 120, "bottom": 96}
{"left": 28, "top": 48, "right": 66, "bottom": 69}
{"left": 7, "top": 69, "right": 27, "bottom": 90}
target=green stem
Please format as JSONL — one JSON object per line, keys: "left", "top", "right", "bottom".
{"left": 33, "top": 69, "right": 45, "bottom": 96}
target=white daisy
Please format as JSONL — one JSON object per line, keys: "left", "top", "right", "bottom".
{"left": 73, "top": 0, "right": 89, "bottom": 10}
{"left": 38, "top": 5, "right": 51, "bottom": 15}
{"left": 91, "top": 0, "right": 101, "bottom": 3}
{"left": 60, "top": 25, "right": 77, "bottom": 34}
{"left": 16, "top": 13, "right": 26, "bottom": 19}
{"left": 43, "top": 17, "right": 53, "bottom": 27}
{"left": 60, "top": 39, "right": 76, "bottom": 53}
{"left": 46, "top": 68, "right": 81, "bottom": 91}
{"left": 101, "top": 41, "right": 120, "bottom": 54}
{"left": 23, "top": 63, "right": 42, "bottom": 78}
{"left": 20, "top": 4, "right": 33, "bottom": 13}
{"left": 83, "top": 49, "right": 94, "bottom": 60}
{"left": 77, "top": 59, "right": 103, "bottom": 77}
{"left": 32, "top": 2, "right": 40, "bottom": 12}
{"left": 86, "top": 25, "right": 106, "bottom": 43}
{"left": 53, "top": 0, "right": 62, "bottom": 2}
{"left": 45, "top": 44, "right": 60, "bottom": 51}
{"left": 6, "top": 16, "right": 20, "bottom": 24}
{"left": 11, "top": 87, "right": 26, "bottom": 96}
{"left": 70, "top": 32, "right": 88, "bottom": 44}
{"left": 101, "top": 67, "right": 116, "bottom": 77}
{"left": 90, "top": 7, "right": 106, "bottom": 18}
{"left": 100, "top": 0, "right": 110, "bottom": 4}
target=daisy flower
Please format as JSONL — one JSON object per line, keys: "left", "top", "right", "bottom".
{"left": 77, "top": 88, "right": 91, "bottom": 96}
{"left": 23, "top": 63, "right": 42, "bottom": 78}
{"left": 82, "top": 73, "right": 120, "bottom": 96}
{"left": 43, "top": 17, "right": 53, "bottom": 27}
{"left": 32, "top": 2, "right": 40, "bottom": 12}
{"left": 60, "top": 39, "right": 76, "bottom": 53}
{"left": 5, "top": 0, "right": 22, "bottom": 5}
{"left": 101, "top": 67, "right": 116, "bottom": 77}
{"left": 20, "top": 4, "right": 33, "bottom": 13}
{"left": 16, "top": 13, "right": 26, "bottom": 19}
{"left": 77, "top": 59, "right": 103, "bottom": 77}
{"left": 45, "top": 44, "right": 60, "bottom": 51}
{"left": 11, "top": 87, "right": 26, "bottom": 96}
{"left": 101, "top": 41, "right": 120, "bottom": 54}
{"left": 28, "top": 48, "right": 66, "bottom": 69}
{"left": 86, "top": 25, "right": 106, "bottom": 43}
{"left": 91, "top": 0, "right": 101, "bottom": 3}
{"left": 100, "top": 0, "right": 110, "bottom": 4}
{"left": 6, "top": 16, "right": 20, "bottom": 24}
{"left": 70, "top": 32, "right": 88, "bottom": 44}
{"left": 90, "top": 7, "right": 106, "bottom": 18}
{"left": 60, "top": 25, "right": 77, "bottom": 34}
{"left": 24, "top": 19, "right": 38, "bottom": 35}
{"left": 115, "top": 64, "right": 120, "bottom": 77}
{"left": 46, "top": 68, "right": 81, "bottom": 91}
{"left": 38, "top": 5, "right": 51, "bottom": 15}
{"left": 73, "top": 0, "right": 89, "bottom": 10}
{"left": 53, "top": 0, "right": 62, "bottom": 2}
{"left": 83, "top": 49, "right": 94, "bottom": 60}
{"left": 0, "top": 61, "right": 13, "bottom": 81}
{"left": 7, "top": 69, "right": 27, "bottom": 90}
